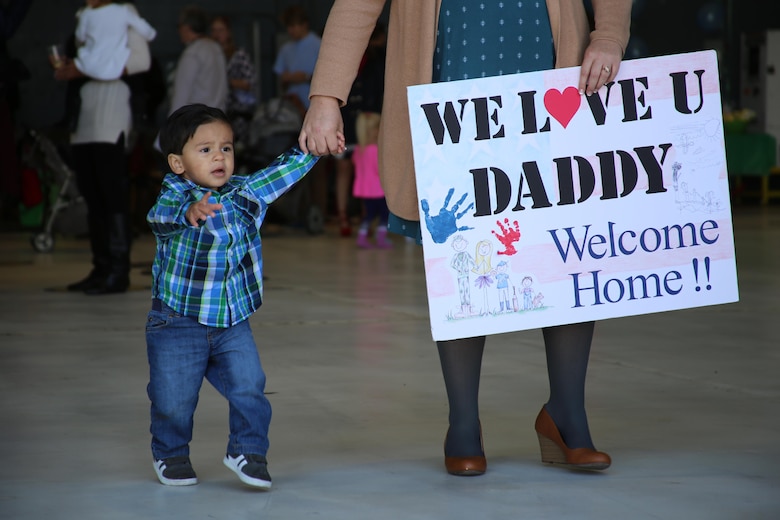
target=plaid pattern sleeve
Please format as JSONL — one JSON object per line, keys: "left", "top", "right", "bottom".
{"left": 244, "top": 147, "right": 318, "bottom": 204}
{"left": 148, "top": 150, "right": 318, "bottom": 328}
{"left": 146, "top": 174, "right": 198, "bottom": 238}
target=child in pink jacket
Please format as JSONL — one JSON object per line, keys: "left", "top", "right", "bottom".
{"left": 351, "top": 111, "right": 392, "bottom": 248}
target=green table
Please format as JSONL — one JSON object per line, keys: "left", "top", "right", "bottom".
{"left": 725, "top": 132, "right": 779, "bottom": 204}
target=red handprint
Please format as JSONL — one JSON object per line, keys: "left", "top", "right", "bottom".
{"left": 492, "top": 218, "right": 521, "bottom": 256}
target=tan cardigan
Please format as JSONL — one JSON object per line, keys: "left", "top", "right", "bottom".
{"left": 311, "top": 0, "right": 631, "bottom": 220}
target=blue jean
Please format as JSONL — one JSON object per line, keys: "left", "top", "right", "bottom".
{"left": 145, "top": 300, "right": 271, "bottom": 460}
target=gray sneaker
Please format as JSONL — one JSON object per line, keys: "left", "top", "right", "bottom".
{"left": 223, "top": 453, "right": 272, "bottom": 489}
{"left": 153, "top": 456, "right": 198, "bottom": 486}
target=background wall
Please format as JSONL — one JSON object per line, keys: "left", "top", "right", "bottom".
{"left": 4, "top": 0, "right": 780, "bottom": 131}
{"left": 625, "top": 0, "right": 780, "bottom": 109}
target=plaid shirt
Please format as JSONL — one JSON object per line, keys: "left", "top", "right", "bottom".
{"left": 147, "top": 148, "right": 317, "bottom": 327}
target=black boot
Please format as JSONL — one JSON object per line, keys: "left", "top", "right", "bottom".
{"left": 68, "top": 211, "right": 110, "bottom": 292}
{"left": 84, "top": 267, "right": 130, "bottom": 295}
{"left": 85, "top": 214, "right": 130, "bottom": 295}
{"left": 67, "top": 267, "right": 108, "bottom": 292}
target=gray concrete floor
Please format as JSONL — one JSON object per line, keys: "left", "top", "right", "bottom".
{"left": 1, "top": 205, "right": 779, "bottom": 520}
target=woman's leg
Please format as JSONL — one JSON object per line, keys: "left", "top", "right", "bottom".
{"left": 68, "top": 143, "right": 110, "bottom": 290}
{"left": 542, "top": 321, "right": 595, "bottom": 449}
{"left": 84, "top": 134, "right": 131, "bottom": 294}
{"left": 437, "top": 336, "right": 486, "bottom": 456}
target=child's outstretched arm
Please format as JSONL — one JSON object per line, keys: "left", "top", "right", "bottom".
{"left": 246, "top": 147, "right": 322, "bottom": 205}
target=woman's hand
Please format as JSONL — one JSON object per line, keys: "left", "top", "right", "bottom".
{"left": 298, "top": 95, "right": 346, "bottom": 156}
{"left": 578, "top": 39, "right": 624, "bottom": 96}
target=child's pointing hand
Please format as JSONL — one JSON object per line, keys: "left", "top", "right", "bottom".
{"left": 186, "top": 192, "right": 224, "bottom": 227}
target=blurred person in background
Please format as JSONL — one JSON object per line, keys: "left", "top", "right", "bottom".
{"left": 169, "top": 5, "right": 227, "bottom": 115}
{"left": 54, "top": 0, "right": 154, "bottom": 294}
{"left": 211, "top": 14, "right": 257, "bottom": 149}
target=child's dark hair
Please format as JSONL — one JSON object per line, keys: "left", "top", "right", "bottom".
{"left": 159, "top": 104, "right": 232, "bottom": 156}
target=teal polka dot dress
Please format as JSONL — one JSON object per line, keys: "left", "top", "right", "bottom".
{"left": 434, "top": 0, "right": 554, "bottom": 82}
{"left": 390, "top": 0, "right": 555, "bottom": 242}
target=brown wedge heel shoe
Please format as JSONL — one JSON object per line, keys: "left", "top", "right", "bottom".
{"left": 444, "top": 426, "right": 487, "bottom": 476}
{"left": 534, "top": 407, "right": 611, "bottom": 470}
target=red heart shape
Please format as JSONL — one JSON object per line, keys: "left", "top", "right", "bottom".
{"left": 543, "top": 87, "right": 581, "bottom": 128}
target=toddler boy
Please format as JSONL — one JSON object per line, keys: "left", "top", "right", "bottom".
{"left": 146, "top": 103, "right": 323, "bottom": 489}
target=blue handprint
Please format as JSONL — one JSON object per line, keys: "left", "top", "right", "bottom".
{"left": 421, "top": 188, "right": 474, "bottom": 244}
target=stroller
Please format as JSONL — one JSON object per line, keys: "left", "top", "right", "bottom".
{"left": 239, "top": 96, "right": 324, "bottom": 234}
{"left": 22, "top": 130, "right": 85, "bottom": 253}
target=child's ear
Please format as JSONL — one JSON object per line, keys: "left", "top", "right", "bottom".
{"left": 167, "top": 153, "right": 185, "bottom": 175}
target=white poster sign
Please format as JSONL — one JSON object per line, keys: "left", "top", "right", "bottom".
{"left": 407, "top": 51, "right": 739, "bottom": 341}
